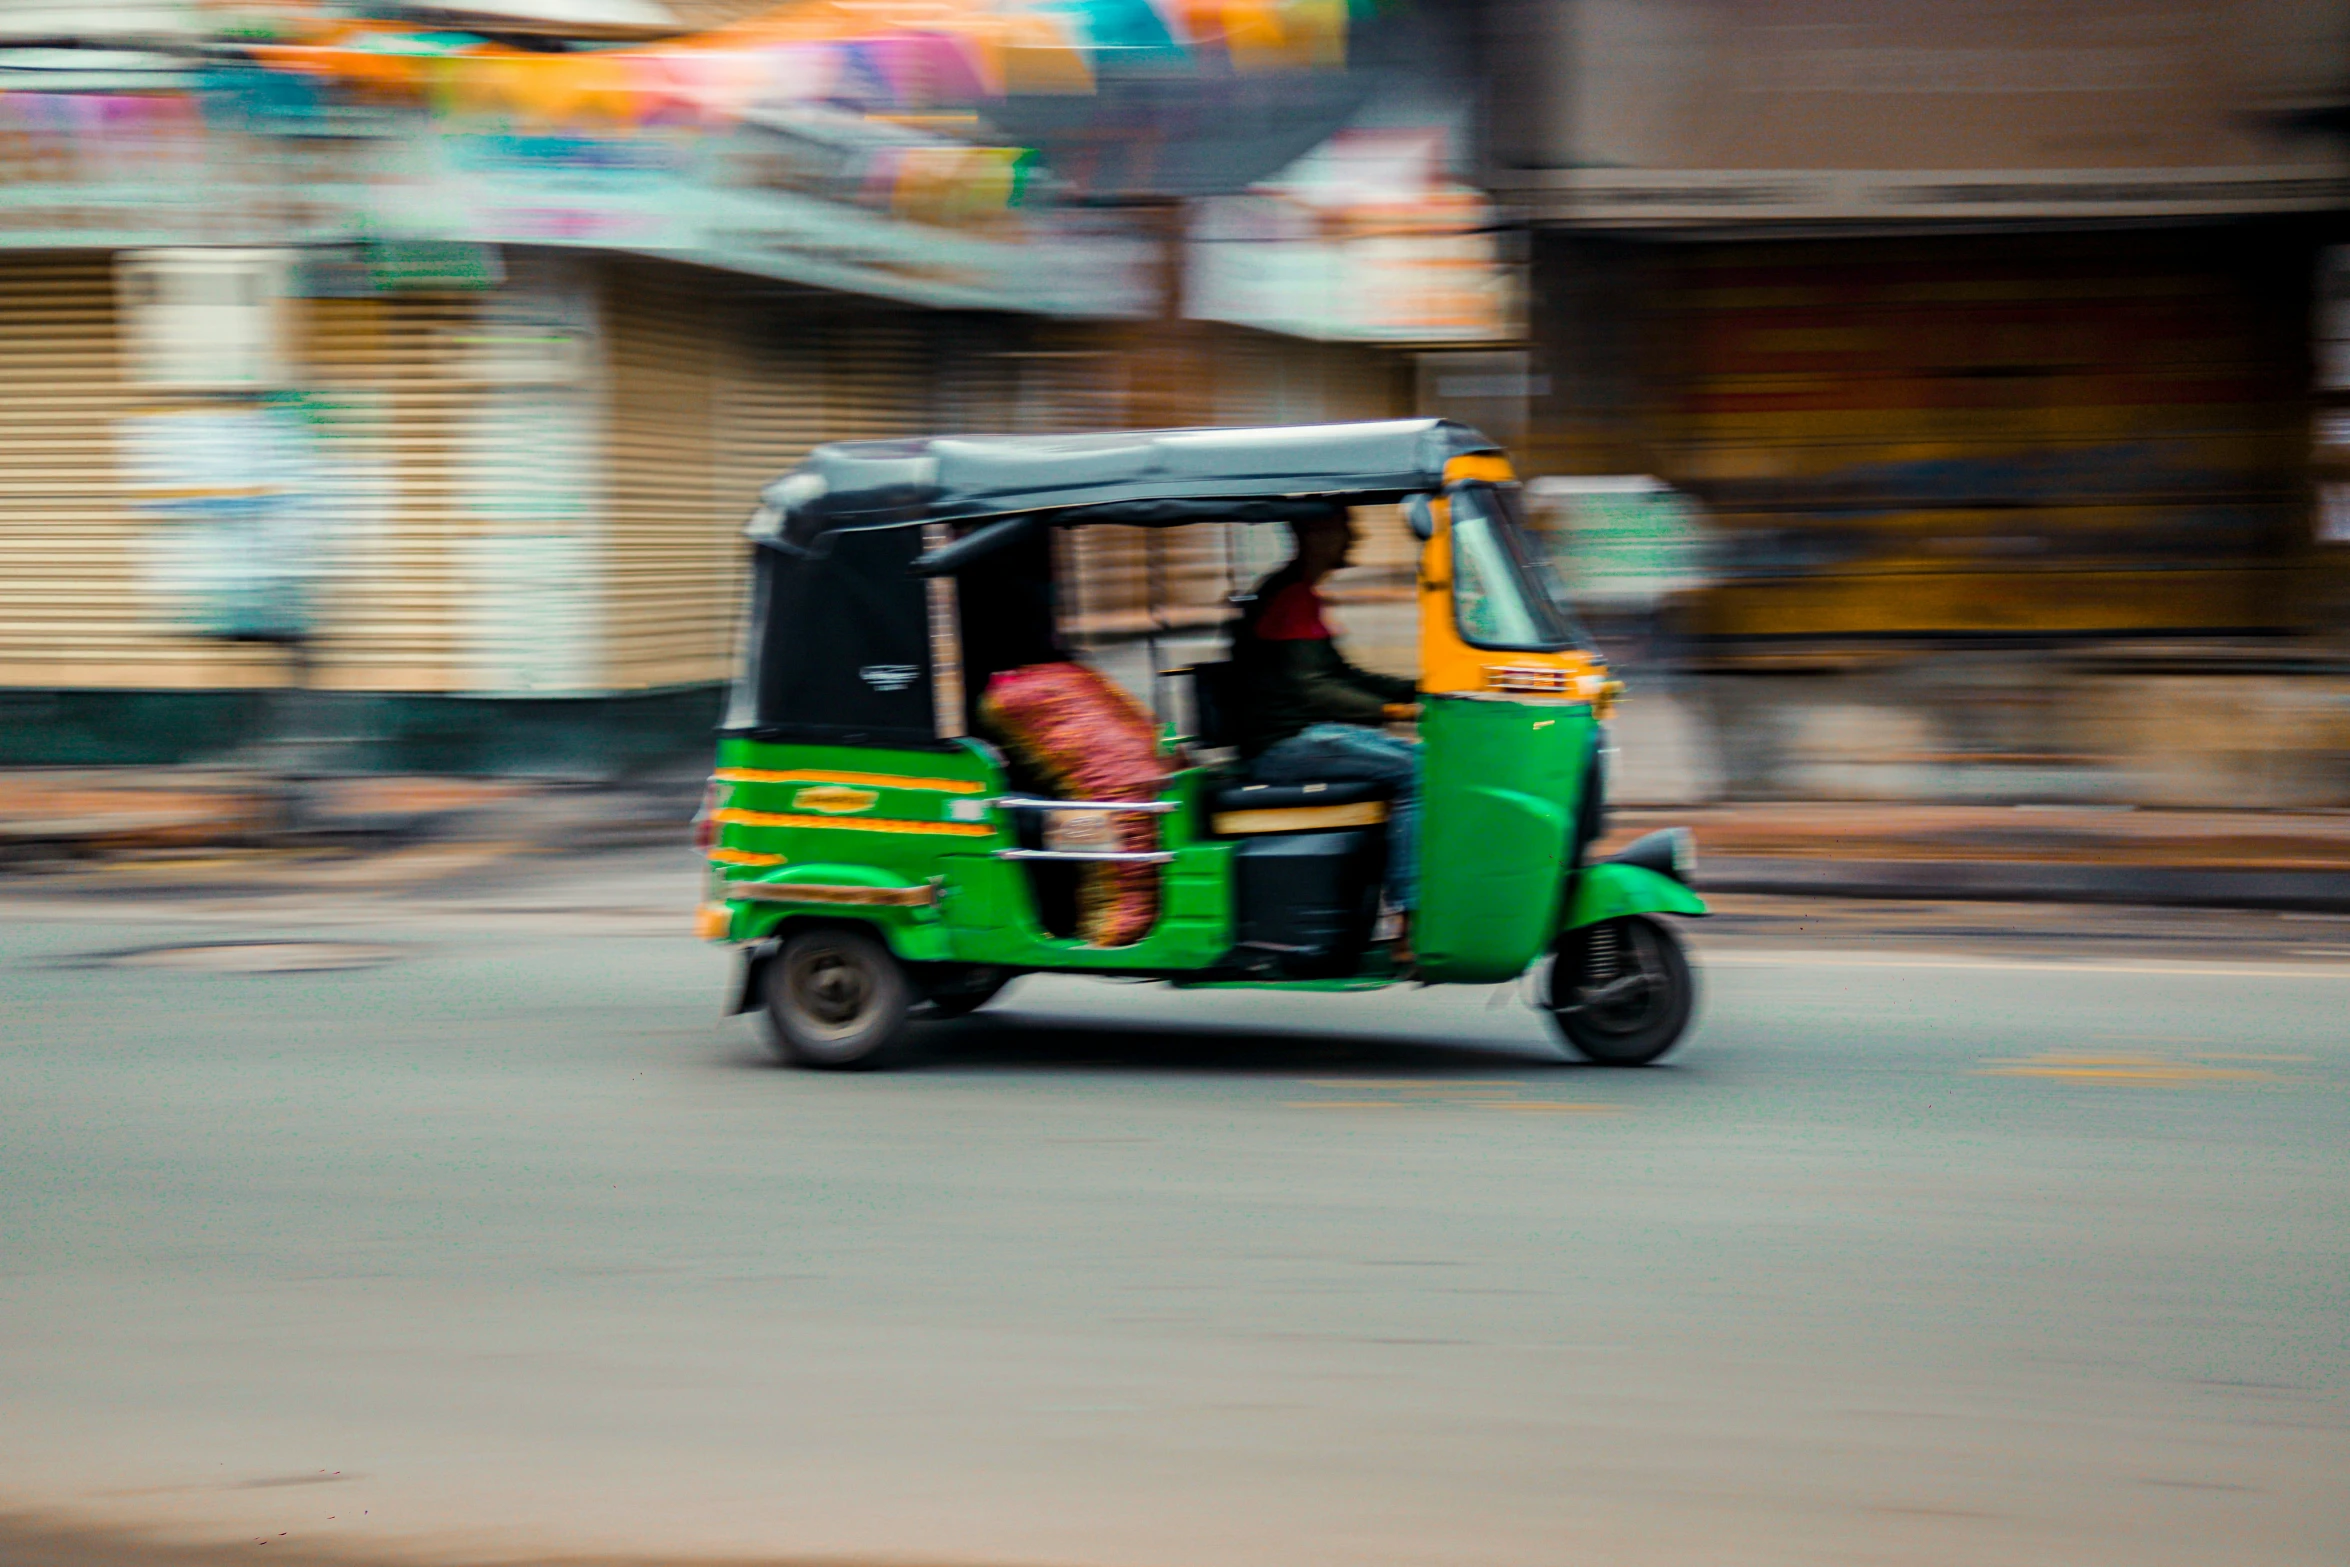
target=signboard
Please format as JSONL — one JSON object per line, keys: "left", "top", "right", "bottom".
{"left": 1526, "top": 476, "right": 1710, "bottom": 611}
{"left": 1187, "top": 128, "right": 1519, "bottom": 344}
{"left": 2, "top": 95, "right": 1157, "bottom": 319}
{"left": 116, "top": 247, "right": 295, "bottom": 390}
{"left": 119, "top": 404, "right": 321, "bottom": 639}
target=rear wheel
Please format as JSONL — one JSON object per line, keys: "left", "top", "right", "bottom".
{"left": 1544, "top": 915, "right": 1695, "bottom": 1067}
{"left": 764, "top": 927, "right": 914, "bottom": 1070}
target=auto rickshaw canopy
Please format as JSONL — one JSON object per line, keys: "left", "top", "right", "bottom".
{"left": 750, "top": 418, "right": 1503, "bottom": 545}
{"left": 727, "top": 419, "right": 1506, "bottom": 752}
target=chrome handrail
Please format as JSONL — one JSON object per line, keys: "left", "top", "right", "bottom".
{"left": 993, "top": 796, "right": 1180, "bottom": 814}
{"left": 994, "top": 848, "right": 1176, "bottom": 864}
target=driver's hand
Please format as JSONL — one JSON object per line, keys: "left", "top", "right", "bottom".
{"left": 1383, "top": 702, "right": 1422, "bottom": 723}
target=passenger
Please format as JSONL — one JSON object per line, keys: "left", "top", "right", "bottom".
{"left": 1232, "top": 507, "right": 1423, "bottom": 916}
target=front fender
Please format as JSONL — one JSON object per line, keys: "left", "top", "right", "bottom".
{"left": 1563, "top": 862, "right": 1708, "bottom": 929}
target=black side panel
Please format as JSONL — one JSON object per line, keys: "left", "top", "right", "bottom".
{"left": 1233, "top": 828, "right": 1385, "bottom": 978}
{"left": 739, "top": 528, "right": 937, "bottom": 748}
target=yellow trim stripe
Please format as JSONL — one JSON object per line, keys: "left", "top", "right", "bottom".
{"left": 713, "top": 807, "right": 994, "bottom": 838}
{"left": 709, "top": 848, "right": 787, "bottom": 867}
{"left": 713, "top": 768, "right": 986, "bottom": 795}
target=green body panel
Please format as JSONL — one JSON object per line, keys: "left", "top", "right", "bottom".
{"left": 731, "top": 899, "right": 955, "bottom": 962}
{"left": 711, "top": 737, "right": 1001, "bottom": 962}
{"left": 1563, "top": 862, "right": 1709, "bottom": 927}
{"left": 723, "top": 862, "right": 953, "bottom": 961}
{"left": 1412, "top": 696, "right": 1597, "bottom": 984}
{"left": 935, "top": 767, "right": 1233, "bottom": 971}
{"left": 712, "top": 717, "right": 1678, "bottom": 985}
{"left": 711, "top": 737, "right": 1233, "bottom": 972}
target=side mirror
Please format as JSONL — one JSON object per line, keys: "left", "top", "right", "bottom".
{"left": 1402, "top": 493, "right": 1436, "bottom": 541}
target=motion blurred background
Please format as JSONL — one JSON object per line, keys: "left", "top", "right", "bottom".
{"left": 6, "top": 13, "right": 2350, "bottom": 1564}
{"left": 3, "top": 0, "right": 2350, "bottom": 839}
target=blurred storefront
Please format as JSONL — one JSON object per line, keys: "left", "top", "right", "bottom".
{"left": 1487, "top": 0, "right": 2350, "bottom": 645}
{"left": 1472, "top": 0, "right": 2350, "bottom": 804}
{"left": 0, "top": 1, "right": 1503, "bottom": 769}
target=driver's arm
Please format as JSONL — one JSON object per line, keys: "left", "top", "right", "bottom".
{"left": 1272, "top": 640, "right": 1416, "bottom": 725}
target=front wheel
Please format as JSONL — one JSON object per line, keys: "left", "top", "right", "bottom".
{"left": 764, "top": 927, "right": 914, "bottom": 1070}
{"left": 1543, "top": 915, "right": 1695, "bottom": 1067}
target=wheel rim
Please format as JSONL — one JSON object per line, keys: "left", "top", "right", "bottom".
{"left": 785, "top": 944, "right": 879, "bottom": 1040}
{"left": 1570, "top": 919, "right": 1671, "bottom": 1038}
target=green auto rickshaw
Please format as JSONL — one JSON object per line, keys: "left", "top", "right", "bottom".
{"left": 694, "top": 419, "right": 1706, "bottom": 1068}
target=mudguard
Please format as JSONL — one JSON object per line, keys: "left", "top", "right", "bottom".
{"left": 1563, "top": 861, "right": 1708, "bottom": 930}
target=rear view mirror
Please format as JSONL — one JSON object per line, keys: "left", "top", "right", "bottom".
{"left": 1402, "top": 493, "right": 1436, "bottom": 541}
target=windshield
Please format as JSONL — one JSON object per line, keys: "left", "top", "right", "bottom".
{"left": 1449, "top": 482, "right": 1591, "bottom": 653}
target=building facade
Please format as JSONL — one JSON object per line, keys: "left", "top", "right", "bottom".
{"left": 1466, "top": 0, "right": 2350, "bottom": 803}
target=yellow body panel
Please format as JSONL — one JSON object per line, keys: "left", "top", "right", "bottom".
{"left": 1417, "top": 488, "right": 1614, "bottom": 706}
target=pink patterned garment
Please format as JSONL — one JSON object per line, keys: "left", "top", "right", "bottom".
{"left": 980, "top": 663, "right": 1166, "bottom": 947}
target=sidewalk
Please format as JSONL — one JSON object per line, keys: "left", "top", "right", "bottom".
{"left": 1606, "top": 802, "right": 2350, "bottom": 911}
{"left": 5, "top": 767, "right": 2349, "bottom": 910}
{"left": 0, "top": 769, "right": 695, "bottom": 863}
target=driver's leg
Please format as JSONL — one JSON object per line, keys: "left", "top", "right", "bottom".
{"left": 1250, "top": 723, "right": 1420, "bottom": 910}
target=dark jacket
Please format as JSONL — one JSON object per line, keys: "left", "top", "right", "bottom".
{"left": 1230, "top": 567, "right": 1417, "bottom": 757}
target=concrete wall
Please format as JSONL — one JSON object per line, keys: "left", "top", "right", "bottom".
{"left": 1680, "top": 647, "right": 2350, "bottom": 807}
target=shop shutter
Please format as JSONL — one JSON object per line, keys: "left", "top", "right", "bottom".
{"left": 818, "top": 302, "right": 933, "bottom": 445}
{"left": 0, "top": 253, "right": 282, "bottom": 689}
{"left": 297, "top": 286, "right": 485, "bottom": 694}
{"left": 602, "top": 258, "right": 724, "bottom": 691}
{"left": 605, "top": 264, "right": 945, "bottom": 693}
{"left": 1668, "top": 230, "right": 2309, "bottom": 637}
{"left": 0, "top": 253, "right": 495, "bottom": 697}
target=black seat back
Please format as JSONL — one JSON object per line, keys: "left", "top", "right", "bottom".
{"left": 1183, "top": 661, "right": 1240, "bottom": 749}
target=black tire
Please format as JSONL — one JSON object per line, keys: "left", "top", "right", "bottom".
{"left": 924, "top": 967, "right": 1014, "bottom": 1018}
{"left": 1543, "top": 914, "right": 1695, "bottom": 1067}
{"left": 763, "top": 926, "right": 915, "bottom": 1070}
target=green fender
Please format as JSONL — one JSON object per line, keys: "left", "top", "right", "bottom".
{"left": 726, "top": 864, "right": 954, "bottom": 963}
{"left": 1562, "top": 862, "right": 1708, "bottom": 930}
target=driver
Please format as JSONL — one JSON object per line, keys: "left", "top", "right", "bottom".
{"left": 1231, "top": 507, "right": 1423, "bottom": 915}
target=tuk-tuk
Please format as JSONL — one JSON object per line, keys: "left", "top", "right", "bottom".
{"left": 694, "top": 420, "right": 1707, "bottom": 1069}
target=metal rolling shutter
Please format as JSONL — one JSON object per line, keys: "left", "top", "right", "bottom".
{"left": 603, "top": 259, "right": 724, "bottom": 691}
{"left": 298, "top": 288, "right": 482, "bottom": 694}
{"left": 1670, "top": 231, "right": 2308, "bottom": 638}
{"left": 0, "top": 256, "right": 489, "bottom": 697}
{"left": 606, "top": 265, "right": 944, "bottom": 693}
{"left": 0, "top": 253, "right": 281, "bottom": 689}
{"left": 818, "top": 302, "right": 932, "bottom": 446}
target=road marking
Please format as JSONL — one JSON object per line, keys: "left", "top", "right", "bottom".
{"left": 1703, "top": 949, "right": 2350, "bottom": 980}
{"left": 1978, "top": 1053, "right": 2282, "bottom": 1086}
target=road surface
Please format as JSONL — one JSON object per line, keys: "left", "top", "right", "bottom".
{"left": 2, "top": 852, "right": 2345, "bottom": 1566}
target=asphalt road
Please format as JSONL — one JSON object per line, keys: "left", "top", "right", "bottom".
{"left": 1, "top": 852, "right": 2346, "bottom": 1567}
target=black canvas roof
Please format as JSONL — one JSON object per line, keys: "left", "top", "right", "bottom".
{"left": 756, "top": 419, "right": 1500, "bottom": 544}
